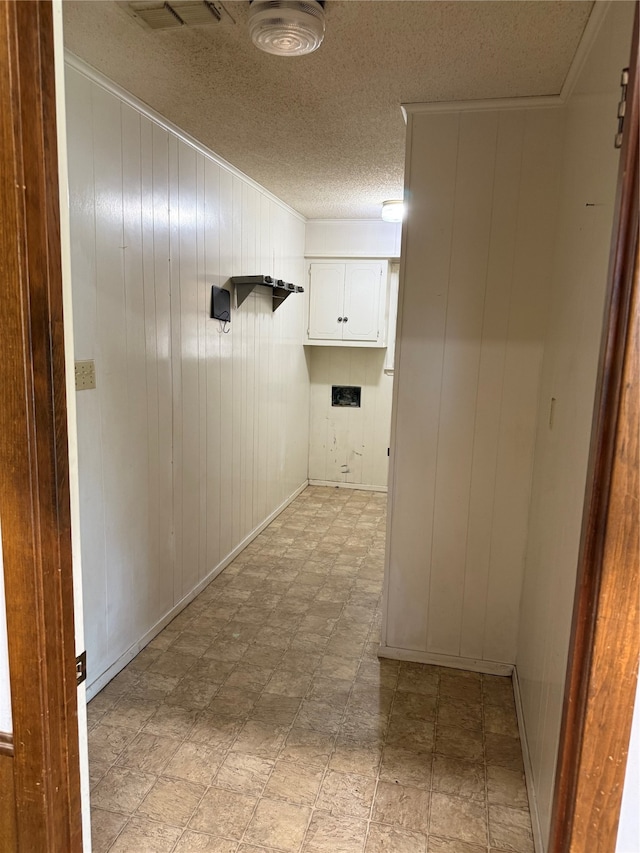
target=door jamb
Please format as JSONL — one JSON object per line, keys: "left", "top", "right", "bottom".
{"left": 0, "top": 1, "right": 83, "bottom": 849}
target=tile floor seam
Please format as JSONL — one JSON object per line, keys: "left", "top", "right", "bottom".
{"left": 482, "top": 676, "right": 491, "bottom": 853}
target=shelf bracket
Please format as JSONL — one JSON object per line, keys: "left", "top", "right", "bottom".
{"left": 231, "top": 275, "right": 304, "bottom": 312}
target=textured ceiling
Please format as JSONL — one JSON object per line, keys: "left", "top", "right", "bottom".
{"left": 63, "top": 0, "right": 594, "bottom": 219}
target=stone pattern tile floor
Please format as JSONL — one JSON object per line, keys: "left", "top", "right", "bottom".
{"left": 88, "top": 486, "right": 534, "bottom": 853}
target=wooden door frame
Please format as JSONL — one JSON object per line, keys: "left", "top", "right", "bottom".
{"left": 0, "top": 2, "right": 637, "bottom": 853}
{"left": 549, "top": 5, "right": 639, "bottom": 852}
{"left": 0, "top": 1, "right": 82, "bottom": 850}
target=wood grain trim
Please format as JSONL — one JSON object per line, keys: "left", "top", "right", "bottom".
{"left": 0, "top": 733, "right": 14, "bottom": 758}
{"left": 549, "top": 7, "right": 639, "bottom": 853}
{"left": 0, "top": 1, "right": 82, "bottom": 850}
{"left": 0, "top": 753, "right": 17, "bottom": 853}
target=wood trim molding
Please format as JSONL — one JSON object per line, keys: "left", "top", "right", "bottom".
{"left": 401, "top": 95, "right": 562, "bottom": 120}
{"left": 549, "top": 6, "right": 639, "bottom": 853}
{"left": 377, "top": 645, "right": 514, "bottom": 677}
{"left": 559, "top": 0, "right": 611, "bottom": 102}
{"left": 0, "top": 1, "right": 82, "bottom": 850}
{"left": 0, "top": 753, "right": 17, "bottom": 852}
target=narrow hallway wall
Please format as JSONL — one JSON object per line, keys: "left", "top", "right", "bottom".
{"left": 515, "top": 3, "right": 636, "bottom": 845}
{"left": 383, "top": 103, "right": 563, "bottom": 668}
{"left": 66, "top": 60, "right": 309, "bottom": 697}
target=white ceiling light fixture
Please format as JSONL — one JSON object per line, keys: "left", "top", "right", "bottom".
{"left": 381, "top": 200, "right": 404, "bottom": 223}
{"left": 249, "top": 0, "right": 325, "bottom": 57}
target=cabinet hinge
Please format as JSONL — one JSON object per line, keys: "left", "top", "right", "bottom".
{"left": 76, "top": 650, "right": 87, "bottom": 686}
{"left": 615, "top": 67, "right": 630, "bottom": 149}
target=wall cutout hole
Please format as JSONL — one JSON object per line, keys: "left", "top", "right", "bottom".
{"left": 332, "top": 386, "right": 361, "bottom": 407}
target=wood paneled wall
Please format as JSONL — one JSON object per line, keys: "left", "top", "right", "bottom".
{"left": 382, "top": 105, "right": 563, "bottom": 668}
{"left": 65, "top": 62, "right": 309, "bottom": 696}
{"left": 516, "top": 4, "right": 635, "bottom": 845}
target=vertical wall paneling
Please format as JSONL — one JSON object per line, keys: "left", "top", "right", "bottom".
{"left": 204, "top": 157, "right": 222, "bottom": 574}
{"left": 383, "top": 104, "right": 563, "bottom": 666}
{"left": 66, "top": 62, "right": 309, "bottom": 695}
{"left": 459, "top": 111, "right": 524, "bottom": 660}
{"left": 196, "top": 154, "right": 208, "bottom": 587}
{"left": 427, "top": 111, "right": 499, "bottom": 657}
{"left": 484, "top": 108, "right": 564, "bottom": 665}
{"left": 219, "top": 169, "right": 234, "bottom": 562}
{"left": 515, "top": 4, "right": 635, "bottom": 844}
{"left": 66, "top": 69, "right": 107, "bottom": 677}
{"left": 386, "top": 112, "right": 460, "bottom": 653}
{"left": 308, "top": 348, "right": 393, "bottom": 489}
{"left": 151, "top": 122, "right": 174, "bottom": 622}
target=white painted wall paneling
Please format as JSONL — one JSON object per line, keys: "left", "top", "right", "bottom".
{"left": 66, "top": 62, "right": 309, "bottom": 695}
{"left": 383, "top": 104, "right": 563, "bottom": 668}
{"left": 305, "top": 219, "right": 402, "bottom": 258}
{"left": 0, "top": 523, "right": 11, "bottom": 733}
{"left": 616, "top": 677, "right": 640, "bottom": 853}
{"left": 306, "top": 255, "right": 397, "bottom": 490}
{"left": 515, "top": 3, "right": 635, "bottom": 846}
{"left": 53, "top": 5, "right": 91, "bottom": 844}
{"left": 308, "top": 348, "right": 393, "bottom": 490}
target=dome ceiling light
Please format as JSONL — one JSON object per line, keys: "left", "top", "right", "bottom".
{"left": 381, "top": 200, "right": 405, "bottom": 223}
{"left": 249, "top": 0, "right": 325, "bottom": 57}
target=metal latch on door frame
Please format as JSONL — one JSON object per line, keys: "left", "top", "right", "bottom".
{"left": 615, "top": 67, "right": 630, "bottom": 149}
{"left": 76, "top": 651, "right": 87, "bottom": 686}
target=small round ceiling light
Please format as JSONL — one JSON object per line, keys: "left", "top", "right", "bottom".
{"left": 249, "top": 1, "right": 325, "bottom": 57}
{"left": 381, "top": 200, "right": 404, "bottom": 222}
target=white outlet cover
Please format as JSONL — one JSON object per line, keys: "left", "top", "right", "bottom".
{"left": 75, "top": 360, "right": 96, "bottom": 391}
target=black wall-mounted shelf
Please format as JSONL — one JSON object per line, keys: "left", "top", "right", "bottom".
{"left": 231, "top": 276, "right": 304, "bottom": 312}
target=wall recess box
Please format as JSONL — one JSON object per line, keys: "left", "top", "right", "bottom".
{"left": 75, "top": 360, "right": 96, "bottom": 391}
{"left": 332, "top": 385, "right": 361, "bottom": 407}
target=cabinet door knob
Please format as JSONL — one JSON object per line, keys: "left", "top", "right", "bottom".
{"left": 343, "top": 317, "right": 348, "bottom": 323}
{"left": 338, "top": 317, "right": 343, "bottom": 322}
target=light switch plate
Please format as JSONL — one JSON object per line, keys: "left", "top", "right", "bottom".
{"left": 75, "top": 359, "right": 96, "bottom": 391}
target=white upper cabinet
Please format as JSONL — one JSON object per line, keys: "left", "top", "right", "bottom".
{"left": 305, "top": 260, "right": 388, "bottom": 347}
{"left": 307, "top": 263, "right": 344, "bottom": 340}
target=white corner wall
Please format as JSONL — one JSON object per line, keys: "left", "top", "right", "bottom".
{"left": 305, "top": 220, "right": 400, "bottom": 490}
{"left": 0, "top": 523, "right": 11, "bottom": 733}
{"left": 305, "top": 219, "right": 402, "bottom": 259}
{"left": 382, "top": 104, "right": 564, "bottom": 669}
{"left": 308, "top": 347, "right": 393, "bottom": 489}
{"left": 515, "top": 3, "right": 635, "bottom": 846}
{"left": 66, "top": 61, "right": 309, "bottom": 696}
{"left": 617, "top": 676, "right": 640, "bottom": 853}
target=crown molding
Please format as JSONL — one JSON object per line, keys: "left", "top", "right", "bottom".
{"left": 559, "top": 0, "right": 611, "bottom": 103}
{"left": 64, "top": 52, "right": 307, "bottom": 224}
{"left": 400, "top": 0, "right": 611, "bottom": 121}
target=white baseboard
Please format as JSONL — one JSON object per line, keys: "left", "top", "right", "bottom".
{"left": 512, "top": 666, "right": 545, "bottom": 853}
{"left": 308, "top": 479, "right": 387, "bottom": 493}
{"left": 86, "top": 480, "right": 309, "bottom": 700}
{"left": 377, "top": 644, "right": 514, "bottom": 677}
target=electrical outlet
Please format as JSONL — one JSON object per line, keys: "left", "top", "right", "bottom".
{"left": 75, "top": 360, "right": 96, "bottom": 391}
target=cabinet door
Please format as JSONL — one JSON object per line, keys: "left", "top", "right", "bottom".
{"left": 308, "top": 263, "right": 345, "bottom": 340}
{"left": 342, "top": 263, "right": 383, "bottom": 341}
